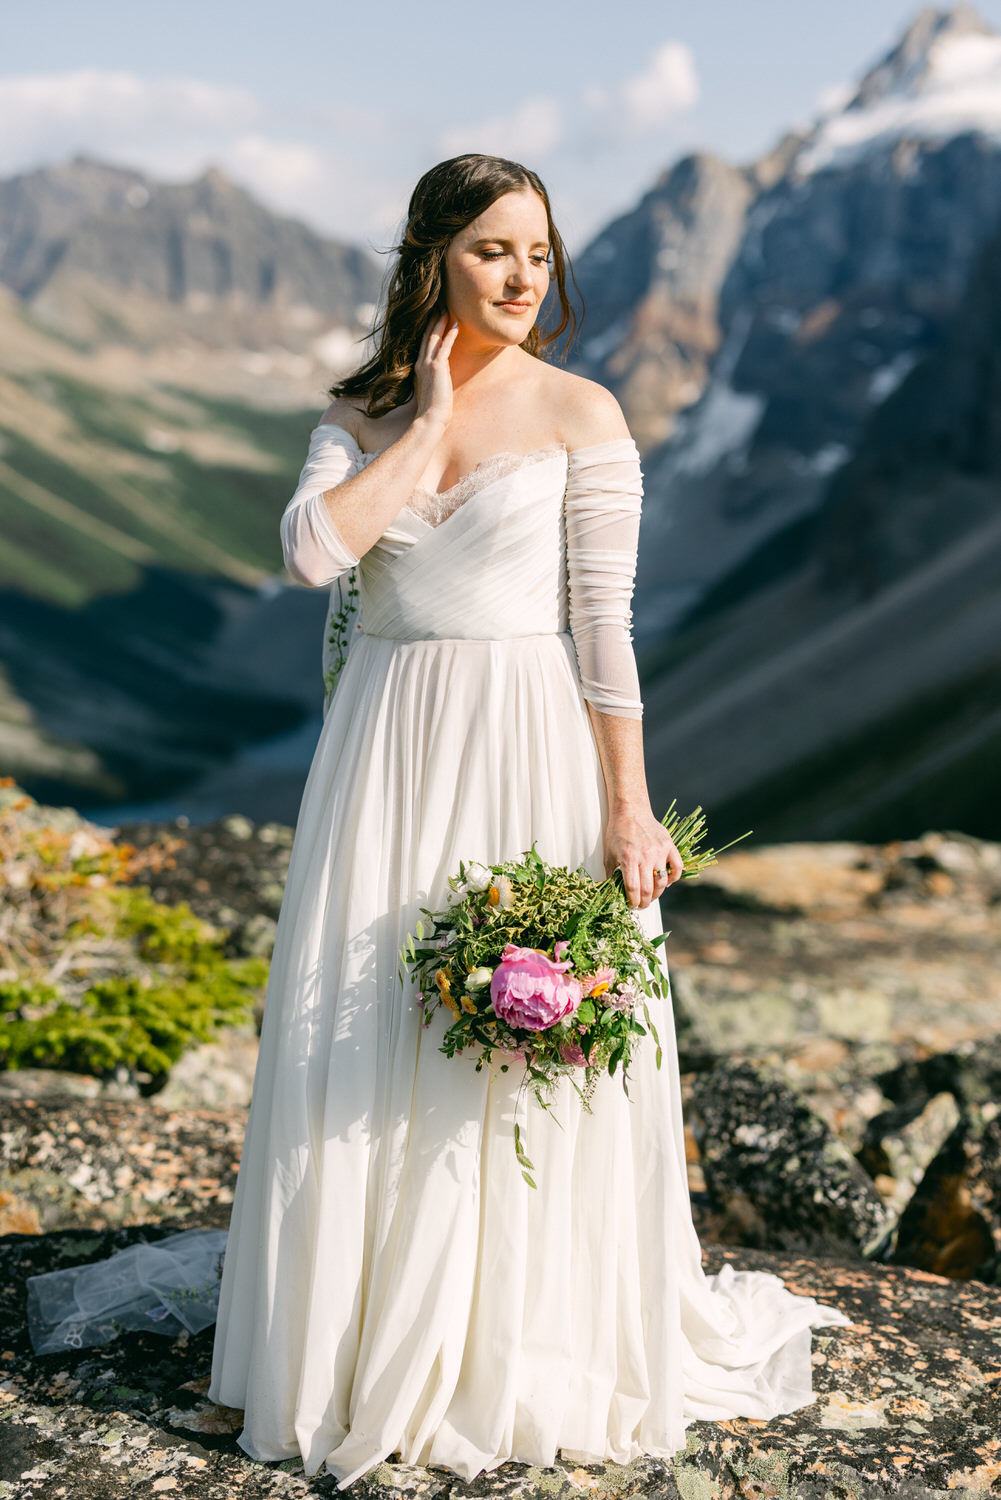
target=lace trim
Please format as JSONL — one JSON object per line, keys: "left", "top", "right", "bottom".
{"left": 405, "top": 444, "right": 566, "bottom": 527}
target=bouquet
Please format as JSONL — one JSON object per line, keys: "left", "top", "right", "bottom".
{"left": 398, "top": 801, "right": 749, "bottom": 1187}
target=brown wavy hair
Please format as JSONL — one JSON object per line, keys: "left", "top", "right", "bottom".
{"left": 327, "top": 154, "right": 582, "bottom": 419}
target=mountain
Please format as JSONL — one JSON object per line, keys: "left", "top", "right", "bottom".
{"left": 0, "top": 154, "right": 382, "bottom": 353}
{"left": 794, "top": 2, "right": 1001, "bottom": 174}
{"left": 0, "top": 159, "right": 383, "bottom": 808}
{"left": 632, "top": 34, "right": 1001, "bottom": 842}
{"left": 564, "top": 6, "right": 1001, "bottom": 640}
{"left": 563, "top": 153, "right": 758, "bottom": 452}
{"left": 554, "top": 5, "right": 1001, "bottom": 841}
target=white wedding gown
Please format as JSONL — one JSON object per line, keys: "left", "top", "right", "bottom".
{"left": 25, "top": 420, "right": 851, "bottom": 1488}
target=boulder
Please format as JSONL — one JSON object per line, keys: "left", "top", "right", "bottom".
{"left": 857, "top": 1091, "right": 962, "bottom": 1221}
{"left": 891, "top": 1102, "right": 1001, "bottom": 1283}
{"left": 690, "top": 1059, "right": 897, "bottom": 1258}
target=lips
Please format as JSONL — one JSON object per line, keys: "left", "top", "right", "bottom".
{"left": 496, "top": 301, "right": 532, "bottom": 311}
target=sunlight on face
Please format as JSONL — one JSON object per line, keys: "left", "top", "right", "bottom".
{"left": 444, "top": 188, "right": 553, "bottom": 345}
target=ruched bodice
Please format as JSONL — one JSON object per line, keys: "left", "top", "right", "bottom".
{"left": 280, "top": 423, "right": 646, "bottom": 718}
{"left": 353, "top": 442, "right": 570, "bottom": 641}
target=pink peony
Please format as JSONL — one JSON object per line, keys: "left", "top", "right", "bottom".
{"left": 489, "top": 942, "right": 582, "bottom": 1032}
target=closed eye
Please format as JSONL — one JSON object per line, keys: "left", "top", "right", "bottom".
{"left": 482, "top": 251, "right": 551, "bottom": 265}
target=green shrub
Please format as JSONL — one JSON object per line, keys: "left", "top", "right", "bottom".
{"left": 0, "top": 780, "right": 270, "bottom": 1085}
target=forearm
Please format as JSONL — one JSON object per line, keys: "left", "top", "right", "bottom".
{"left": 320, "top": 414, "right": 446, "bottom": 560}
{"left": 584, "top": 701, "right": 652, "bottom": 815}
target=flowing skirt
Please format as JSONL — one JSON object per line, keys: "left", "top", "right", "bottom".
{"left": 206, "top": 628, "right": 851, "bottom": 1488}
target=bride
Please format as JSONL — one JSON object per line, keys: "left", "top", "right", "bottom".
{"left": 26, "top": 153, "right": 851, "bottom": 1487}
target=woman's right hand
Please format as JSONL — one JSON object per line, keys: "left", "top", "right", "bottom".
{"left": 414, "top": 310, "right": 459, "bottom": 430}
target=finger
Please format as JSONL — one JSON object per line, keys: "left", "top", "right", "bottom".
{"left": 436, "top": 320, "right": 459, "bottom": 356}
{"left": 416, "top": 324, "right": 436, "bottom": 362}
{"left": 623, "top": 857, "right": 642, "bottom": 909}
{"left": 422, "top": 311, "right": 448, "bottom": 349}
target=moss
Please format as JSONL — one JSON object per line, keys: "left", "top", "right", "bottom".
{"left": 0, "top": 784, "right": 268, "bottom": 1086}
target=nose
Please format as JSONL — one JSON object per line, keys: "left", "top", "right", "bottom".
{"left": 505, "top": 253, "right": 534, "bottom": 290}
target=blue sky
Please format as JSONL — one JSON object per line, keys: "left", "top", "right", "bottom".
{"left": 7, "top": 1, "right": 1001, "bottom": 254}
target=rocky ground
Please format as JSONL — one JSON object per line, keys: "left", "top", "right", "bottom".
{"left": 2, "top": 800, "right": 1001, "bottom": 1496}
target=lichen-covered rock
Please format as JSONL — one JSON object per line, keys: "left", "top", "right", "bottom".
{"left": 857, "top": 1091, "right": 962, "bottom": 1220}
{"left": 892, "top": 1102, "right": 1001, "bottom": 1283}
{"left": 690, "top": 1059, "right": 897, "bottom": 1258}
{"left": 0, "top": 1094, "right": 243, "bottom": 1233}
{"left": 2, "top": 1227, "right": 1001, "bottom": 1497}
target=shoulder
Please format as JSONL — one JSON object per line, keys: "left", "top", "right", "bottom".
{"left": 535, "top": 365, "right": 631, "bottom": 450}
{"left": 314, "top": 397, "right": 366, "bottom": 443}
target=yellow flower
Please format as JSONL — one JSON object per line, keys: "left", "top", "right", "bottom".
{"left": 590, "top": 981, "right": 610, "bottom": 996}
{"left": 488, "top": 885, "right": 500, "bottom": 905}
{"left": 435, "top": 967, "right": 461, "bottom": 1015}
{"left": 460, "top": 992, "right": 478, "bottom": 1014}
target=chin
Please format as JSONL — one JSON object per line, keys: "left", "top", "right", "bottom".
{"left": 487, "top": 318, "right": 534, "bottom": 344}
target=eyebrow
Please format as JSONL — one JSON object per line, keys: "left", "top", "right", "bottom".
{"left": 470, "top": 236, "right": 551, "bottom": 250}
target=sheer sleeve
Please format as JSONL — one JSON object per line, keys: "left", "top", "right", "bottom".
{"left": 280, "top": 425, "right": 363, "bottom": 588}
{"left": 564, "top": 437, "right": 645, "bottom": 720}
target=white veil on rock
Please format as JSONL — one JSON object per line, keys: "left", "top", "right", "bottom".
{"left": 25, "top": 1227, "right": 228, "bottom": 1355}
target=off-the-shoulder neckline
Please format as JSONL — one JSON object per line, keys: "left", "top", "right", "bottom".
{"left": 308, "top": 421, "right": 639, "bottom": 458}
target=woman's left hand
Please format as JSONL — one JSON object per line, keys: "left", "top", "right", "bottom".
{"left": 604, "top": 803, "right": 684, "bottom": 910}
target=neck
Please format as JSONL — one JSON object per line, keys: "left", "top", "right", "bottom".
{"left": 446, "top": 334, "right": 522, "bottom": 394}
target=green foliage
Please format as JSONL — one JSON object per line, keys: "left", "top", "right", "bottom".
{"left": 323, "top": 566, "right": 360, "bottom": 707}
{"left": 0, "top": 785, "right": 269, "bottom": 1085}
{"left": 0, "top": 947, "right": 266, "bottom": 1079}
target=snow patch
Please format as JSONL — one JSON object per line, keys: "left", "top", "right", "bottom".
{"left": 809, "top": 442, "right": 851, "bottom": 475}
{"left": 797, "top": 31, "right": 1001, "bottom": 175}
{"left": 868, "top": 349, "right": 920, "bottom": 402}
{"left": 669, "top": 382, "right": 766, "bottom": 477}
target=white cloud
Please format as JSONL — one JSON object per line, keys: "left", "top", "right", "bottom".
{"left": 0, "top": 70, "right": 260, "bottom": 172}
{"left": 619, "top": 41, "right": 699, "bottom": 133}
{"left": 225, "top": 136, "right": 333, "bottom": 205}
{"left": 439, "top": 43, "right": 699, "bottom": 169}
{"left": 437, "top": 95, "right": 563, "bottom": 160}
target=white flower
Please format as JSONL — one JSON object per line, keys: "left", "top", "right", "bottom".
{"left": 448, "top": 880, "right": 469, "bottom": 902}
{"left": 464, "top": 862, "right": 494, "bottom": 892}
{"left": 465, "top": 967, "right": 493, "bottom": 990}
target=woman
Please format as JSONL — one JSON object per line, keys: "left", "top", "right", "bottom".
{"left": 27, "top": 154, "right": 851, "bottom": 1487}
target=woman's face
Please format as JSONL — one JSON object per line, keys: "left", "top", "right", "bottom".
{"left": 441, "top": 187, "right": 552, "bottom": 347}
